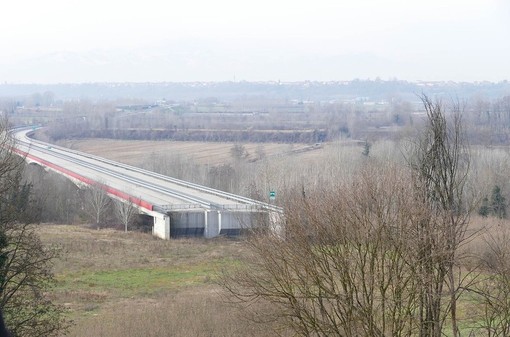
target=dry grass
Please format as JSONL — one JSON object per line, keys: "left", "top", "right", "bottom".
{"left": 38, "top": 225, "right": 245, "bottom": 274}
{"left": 37, "top": 224, "right": 274, "bottom": 337}
{"left": 65, "top": 288, "right": 270, "bottom": 337}
{"left": 460, "top": 216, "right": 510, "bottom": 269}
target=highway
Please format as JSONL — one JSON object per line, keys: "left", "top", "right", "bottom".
{"left": 11, "top": 128, "right": 282, "bottom": 238}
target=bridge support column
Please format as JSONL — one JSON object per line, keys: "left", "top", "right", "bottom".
{"left": 204, "top": 210, "right": 209, "bottom": 238}
{"left": 153, "top": 214, "right": 170, "bottom": 239}
{"left": 217, "top": 211, "right": 222, "bottom": 236}
{"left": 269, "top": 211, "right": 284, "bottom": 237}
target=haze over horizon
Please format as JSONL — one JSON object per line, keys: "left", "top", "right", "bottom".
{"left": 1, "top": 0, "right": 509, "bottom": 84}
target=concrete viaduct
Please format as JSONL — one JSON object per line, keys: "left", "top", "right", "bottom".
{"left": 11, "top": 128, "right": 283, "bottom": 239}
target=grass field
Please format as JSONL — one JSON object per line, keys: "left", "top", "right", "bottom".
{"left": 38, "top": 224, "right": 272, "bottom": 337}
{"left": 37, "top": 217, "right": 510, "bottom": 336}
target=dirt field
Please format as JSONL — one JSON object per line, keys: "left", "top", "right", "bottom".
{"left": 60, "top": 139, "right": 333, "bottom": 166}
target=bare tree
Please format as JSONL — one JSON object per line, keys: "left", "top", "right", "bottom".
{"left": 407, "top": 95, "right": 470, "bottom": 337}
{"left": 223, "top": 162, "right": 427, "bottom": 336}
{"left": 84, "top": 181, "right": 111, "bottom": 228}
{"left": 0, "top": 119, "right": 23, "bottom": 198}
{"left": 114, "top": 198, "right": 138, "bottom": 232}
{"left": 475, "top": 229, "right": 510, "bottom": 337}
{"left": 230, "top": 144, "right": 248, "bottom": 161}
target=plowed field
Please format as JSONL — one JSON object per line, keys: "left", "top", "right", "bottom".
{"left": 62, "top": 139, "right": 326, "bottom": 166}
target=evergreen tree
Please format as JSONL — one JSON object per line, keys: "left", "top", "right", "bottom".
{"left": 491, "top": 185, "right": 507, "bottom": 219}
{"left": 362, "top": 140, "right": 370, "bottom": 157}
{"left": 479, "top": 196, "right": 490, "bottom": 217}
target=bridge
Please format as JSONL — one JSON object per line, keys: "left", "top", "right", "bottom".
{"left": 11, "top": 128, "right": 283, "bottom": 239}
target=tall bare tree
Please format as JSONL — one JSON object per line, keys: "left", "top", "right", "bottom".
{"left": 407, "top": 95, "right": 470, "bottom": 337}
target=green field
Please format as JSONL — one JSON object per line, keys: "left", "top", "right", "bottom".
{"left": 38, "top": 224, "right": 269, "bottom": 337}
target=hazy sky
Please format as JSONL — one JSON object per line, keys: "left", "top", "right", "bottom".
{"left": 1, "top": 0, "right": 509, "bottom": 83}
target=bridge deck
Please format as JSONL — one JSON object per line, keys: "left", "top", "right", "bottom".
{"left": 13, "top": 128, "right": 275, "bottom": 213}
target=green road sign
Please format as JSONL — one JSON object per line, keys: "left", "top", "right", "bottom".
{"left": 269, "top": 191, "right": 276, "bottom": 200}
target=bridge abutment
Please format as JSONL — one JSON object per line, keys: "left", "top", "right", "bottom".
{"left": 153, "top": 214, "right": 170, "bottom": 239}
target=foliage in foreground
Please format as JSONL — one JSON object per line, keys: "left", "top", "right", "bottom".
{"left": 225, "top": 163, "right": 444, "bottom": 336}
{"left": 222, "top": 97, "right": 510, "bottom": 337}
{"left": 0, "top": 121, "right": 68, "bottom": 336}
